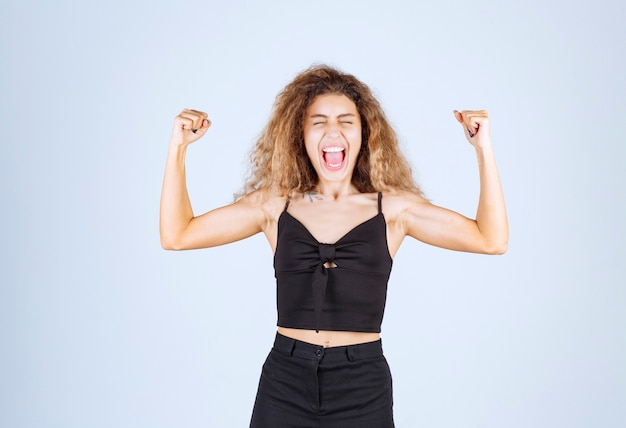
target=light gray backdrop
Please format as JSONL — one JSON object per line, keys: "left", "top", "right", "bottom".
{"left": 2, "top": 0, "right": 624, "bottom": 427}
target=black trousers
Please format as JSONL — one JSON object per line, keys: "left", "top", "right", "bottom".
{"left": 250, "top": 333, "right": 394, "bottom": 428}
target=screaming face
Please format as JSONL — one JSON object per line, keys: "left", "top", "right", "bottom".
{"left": 303, "top": 94, "right": 362, "bottom": 183}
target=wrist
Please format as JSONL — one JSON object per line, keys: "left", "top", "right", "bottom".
{"left": 474, "top": 141, "right": 495, "bottom": 155}
{"left": 168, "top": 142, "right": 188, "bottom": 160}
{"left": 474, "top": 144, "right": 499, "bottom": 171}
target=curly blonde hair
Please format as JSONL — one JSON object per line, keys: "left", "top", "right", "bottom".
{"left": 238, "top": 64, "right": 422, "bottom": 198}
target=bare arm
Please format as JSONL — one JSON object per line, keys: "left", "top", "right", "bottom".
{"left": 159, "top": 109, "right": 264, "bottom": 250}
{"left": 400, "top": 110, "right": 508, "bottom": 254}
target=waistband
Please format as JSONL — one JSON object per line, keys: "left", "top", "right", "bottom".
{"left": 272, "top": 332, "right": 384, "bottom": 362}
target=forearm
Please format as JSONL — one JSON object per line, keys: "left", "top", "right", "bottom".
{"left": 160, "top": 144, "right": 194, "bottom": 249}
{"left": 474, "top": 146, "right": 508, "bottom": 254}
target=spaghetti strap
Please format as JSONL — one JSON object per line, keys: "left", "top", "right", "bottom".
{"left": 283, "top": 198, "right": 291, "bottom": 212}
{"left": 377, "top": 192, "right": 382, "bottom": 213}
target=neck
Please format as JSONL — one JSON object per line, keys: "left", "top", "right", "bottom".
{"left": 314, "top": 180, "right": 358, "bottom": 200}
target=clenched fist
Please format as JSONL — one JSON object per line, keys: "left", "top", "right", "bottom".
{"left": 453, "top": 110, "right": 492, "bottom": 150}
{"left": 170, "top": 109, "right": 211, "bottom": 147}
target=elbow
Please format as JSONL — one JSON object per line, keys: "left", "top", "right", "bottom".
{"left": 485, "top": 240, "right": 508, "bottom": 255}
{"left": 481, "top": 227, "right": 508, "bottom": 255}
{"left": 160, "top": 239, "right": 177, "bottom": 251}
{"left": 160, "top": 223, "right": 190, "bottom": 250}
{"left": 161, "top": 241, "right": 176, "bottom": 251}
{"left": 160, "top": 233, "right": 184, "bottom": 251}
{"left": 161, "top": 241, "right": 186, "bottom": 251}
{"left": 489, "top": 244, "right": 508, "bottom": 255}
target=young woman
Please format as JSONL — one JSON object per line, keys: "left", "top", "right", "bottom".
{"left": 160, "top": 65, "right": 508, "bottom": 427}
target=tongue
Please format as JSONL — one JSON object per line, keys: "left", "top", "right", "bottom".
{"left": 324, "top": 151, "right": 343, "bottom": 166}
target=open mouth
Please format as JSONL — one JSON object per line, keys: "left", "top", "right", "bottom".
{"left": 322, "top": 146, "right": 345, "bottom": 170}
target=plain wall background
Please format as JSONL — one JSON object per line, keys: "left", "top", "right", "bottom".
{"left": 1, "top": 0, "right": 624, "bottom": 426}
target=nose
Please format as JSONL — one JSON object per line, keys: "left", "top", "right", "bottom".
{"left": 327, "top": 123, "right": 340, "bottom": 137}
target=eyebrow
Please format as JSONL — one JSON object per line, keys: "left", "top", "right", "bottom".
{"left": 308, "top": 113, "right": 356, "bottom": 119}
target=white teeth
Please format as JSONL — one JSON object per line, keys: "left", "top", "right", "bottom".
{"left": 323, "top": 147, "right": 344, "bottom": 153}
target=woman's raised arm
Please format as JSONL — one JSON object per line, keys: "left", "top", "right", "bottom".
{"left": 399, "top": 110, "right": 508, "bottom": 254}
{"left": 159, "top": 109, "right": 264, "bottom": 250}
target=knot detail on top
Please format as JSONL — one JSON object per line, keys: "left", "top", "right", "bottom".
{"left": 318, "top": 243, "right": 336, "bottom": 263}
{"left": 313, "top": 243, "right": 337, "bottom": 332}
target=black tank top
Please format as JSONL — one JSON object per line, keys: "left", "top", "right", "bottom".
{"left": 274, "top": 192, "right": 393, "bottom": 333}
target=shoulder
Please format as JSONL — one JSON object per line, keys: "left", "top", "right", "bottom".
{"left": 379, "top": 189, "right": 433, "bottom": 255}
{"left": 238, "top": 189, "right": 289, "bottom": 227}
{"left": 381, "top": 189, "right": 431, "bottom": 220}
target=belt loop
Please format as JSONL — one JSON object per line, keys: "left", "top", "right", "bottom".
{"left": 346, "top": 346, "right": 356, "bottom": 362}
{"left": 276, "top": 333, "right": 297, "bottom": 356}
{"left": 287, "top": 337, "right": 296, "bottom": 356}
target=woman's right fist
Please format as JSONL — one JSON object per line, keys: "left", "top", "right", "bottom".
{"left": 170, "top": 109, "right": 211, "bottom": 147}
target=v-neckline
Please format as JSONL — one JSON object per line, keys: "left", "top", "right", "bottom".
{"left": 282, "top": 210, "right": 381, "bottom": 245}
